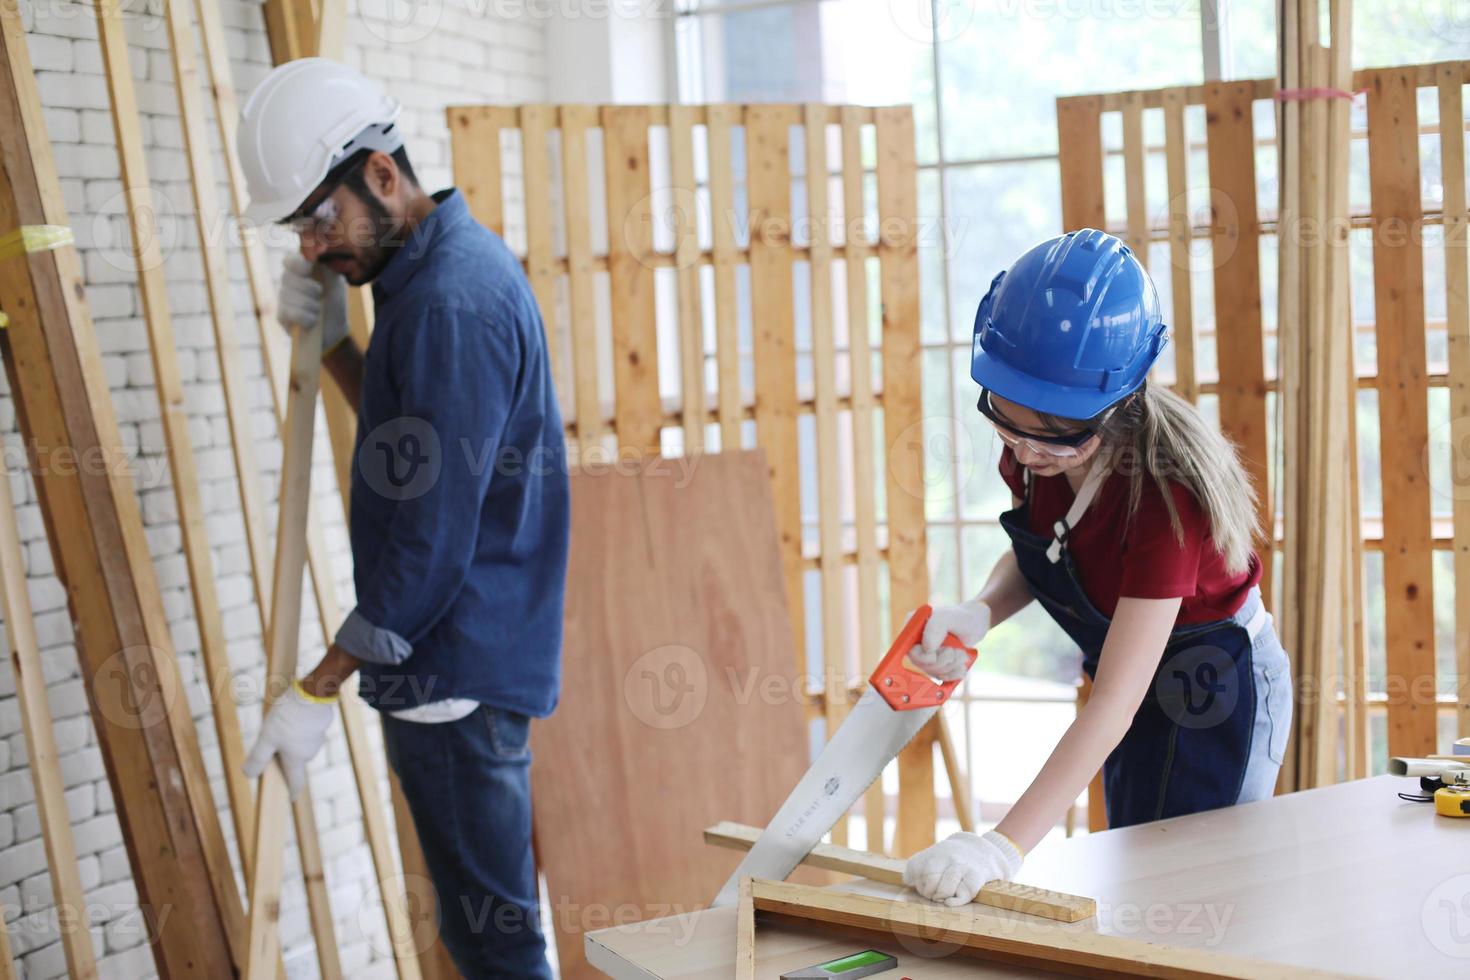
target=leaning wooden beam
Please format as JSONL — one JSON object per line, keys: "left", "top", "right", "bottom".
{"left": 160, "top": 0, "right": 341, "bottom": 968}
{"left": 246, "top": 319, "right": 322, "bottom": 980}
{"left": 704, "top": 822, "right": 1096, "bottom": 923}
{"left": 0, "top": 443, "right": 95, "bottom": 977}
{"left": 0, "top": 4, "right": 239, "bottom": 974}
{"left": 90, "top": 0, "right": 253, "bottom": 954}
{"left": 747, "top": 878, "right": 1333, "bottom": 979}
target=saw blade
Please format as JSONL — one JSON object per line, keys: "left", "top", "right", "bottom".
{"left": 711, "top": 688, "right": 935, "bottom": 907}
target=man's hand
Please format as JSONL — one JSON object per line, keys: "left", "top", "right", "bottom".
{"left": 909, "top": 599, "right": 990, "bottom": 681}
{"left": 277, "top": 254, "right": 349, "bottom": 353}
{"left": 243, "top": 680, "right": 336, "bottom": 800}
{"left": 903, "top": 830, "right": 1023, "bottom": 906}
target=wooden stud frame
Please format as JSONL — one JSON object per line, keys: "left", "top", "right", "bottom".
{"left": 447, "top": 103, "right": 934, "bottom": 858}
{"left": 1054, "top": 58, "right": 1470, "bottom": 790}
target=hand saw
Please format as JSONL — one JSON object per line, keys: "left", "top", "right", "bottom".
{"left": 711, "top": 605, "right": 976, "bottom": 907}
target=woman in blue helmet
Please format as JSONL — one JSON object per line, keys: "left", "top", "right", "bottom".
{"left": 901, "top": 229, "right": 1293, "bottom": 907}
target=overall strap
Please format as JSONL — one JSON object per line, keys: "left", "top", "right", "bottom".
{"left": 1046, "top": 459, "right": 1109, "bottom": 564}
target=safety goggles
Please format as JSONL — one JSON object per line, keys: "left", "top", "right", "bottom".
{"left": 281, "top": 193, "right": 342, "bottom": 237}
{"left": 976, "top": 389, "right": 1109, "bottom": 458}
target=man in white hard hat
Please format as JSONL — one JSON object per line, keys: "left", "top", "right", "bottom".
{"left": 237, "top": 58, "right": 567, "bottom": 979}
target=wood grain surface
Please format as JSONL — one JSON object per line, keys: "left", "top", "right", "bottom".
{"left": 534, "top": 451, "right": 810, "bottom": 977}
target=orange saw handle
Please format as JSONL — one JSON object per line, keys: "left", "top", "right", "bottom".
{"left": 869, "top": 604, "right": 977, "bottom": 710}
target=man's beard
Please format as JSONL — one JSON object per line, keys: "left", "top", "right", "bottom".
{"left": 339, "top": 194, "right": 407, "bottom": 285}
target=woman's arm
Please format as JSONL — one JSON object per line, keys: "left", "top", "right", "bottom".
{"left": 994, "top": 594, "right": 1182, "bottom": 853}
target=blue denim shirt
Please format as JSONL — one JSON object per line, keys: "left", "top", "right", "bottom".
{"left": 335, "top": 188, "right": 569, "bottom": 717}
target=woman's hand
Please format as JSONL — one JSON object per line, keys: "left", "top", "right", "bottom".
{"left": 903, "top": 830, "right": 1023, "bottom": 906}
{"left": 909, "top": 600, "right": 990, "bottom": 681}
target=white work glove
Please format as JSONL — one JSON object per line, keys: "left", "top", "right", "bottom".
{"left": 277, "top": 254, "right": 349, "bottom": 354}
{"left": 243, "top": 681, "right": 336, "bottom": 801}
{"left": 908, "top": 599, "right": 990, "bottom": 681}
{"left": 903, "top": 830, "right": 1024, "bottom": 907}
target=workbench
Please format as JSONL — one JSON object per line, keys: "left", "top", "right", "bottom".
{"left": 584, "top": 775, "right": 1469, "bottom": 978}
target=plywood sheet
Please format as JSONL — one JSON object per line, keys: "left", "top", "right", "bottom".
{"left": 534, "top": 450, "right": 808, "bottom": 977}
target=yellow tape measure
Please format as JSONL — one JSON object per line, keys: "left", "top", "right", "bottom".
{"left": 1436, "top": 786, "right": 1470, "bottom": 818}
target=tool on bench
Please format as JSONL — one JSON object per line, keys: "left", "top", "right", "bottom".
{"left": 713, "top": 605, "right": 976, "bottom": 908}
{"left": 780, "top": 950, "right": 899, "bottom": 979}
{"left": 1391, "top": 757, "right": 1470, "bottom": 818}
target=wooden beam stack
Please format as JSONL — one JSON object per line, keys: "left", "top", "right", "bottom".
{"left": 1276, "top": 0, "right": 1362, "bottom": 788}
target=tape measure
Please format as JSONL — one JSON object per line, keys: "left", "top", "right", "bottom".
{"left": 1435, "top": 785, "right": 1470, "bottom": 818}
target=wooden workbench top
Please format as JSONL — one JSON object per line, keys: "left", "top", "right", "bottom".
{"left": 585, "top": 775, "right": 1470, "bottom": 978}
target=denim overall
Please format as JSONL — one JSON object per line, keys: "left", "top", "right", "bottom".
{"left": 1001, "top": 463, "right": 1293, "bottom": 828}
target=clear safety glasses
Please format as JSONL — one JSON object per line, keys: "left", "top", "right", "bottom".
{"left": 976, "top": 389, "right": 1108, "bottom": 459}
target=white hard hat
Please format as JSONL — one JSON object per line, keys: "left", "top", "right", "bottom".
{"left": 238, "top": 58, "right": 403, "bottom": 224}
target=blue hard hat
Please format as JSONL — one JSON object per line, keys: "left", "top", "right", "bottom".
{"left": 970, "top": 228, "right": 1168, "bottom": 421}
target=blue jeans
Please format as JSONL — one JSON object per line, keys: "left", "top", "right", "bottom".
{"left": 1235, "top": 595, "right": 1293, "bottom": 803}
{"left": 381, "top": 704, "right": 551, "bottom": 979}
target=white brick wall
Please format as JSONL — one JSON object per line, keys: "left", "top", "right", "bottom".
{"left": 9, "top": 0, "right": 547, "bottom": 976}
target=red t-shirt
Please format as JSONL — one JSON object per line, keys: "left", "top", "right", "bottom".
{"left": 998, "top": 448, "right": 1261, "bottom": 624}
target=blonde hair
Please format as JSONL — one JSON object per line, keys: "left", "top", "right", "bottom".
{"left": 1036, "top": 383, "right": 1261, "bottom": 575}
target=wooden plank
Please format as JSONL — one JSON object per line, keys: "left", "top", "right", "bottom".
{"left": 746, "top": 105, "right": 806, "bottom": 677}
{"left": 735, "top": 878, "right": 755, "bottom": 980}
{"left": 245, "top": 320, "right": 322, "bottom": 980}
{"left": 707, "top": 104, "right": 743, "bottom": 451}
{"left": 748, "top": 879, "right": 1333, "bottom": 979}
{"left": 90, "top": 0, "right": 252, "bottom": 966}
{"left": 603, "top": 105, "right": 663, "bottom": 455}
{"left": 0, "top": 444, "right": 98, "bottom": 978}
{"left": 1162, "top": 87, "right": 1197, "bottom": 402}
{"left": 560, "top": 105, "right": 602, "bottom": 457}
{"left": 1440, "top": 64, "right": 1470, "bottom": 743}
{"left": 1056, "top": 96, "right": 1106, "bottom": 231}
{"left": 163, "top": 0, "right": 339, "bottom": 969}
{"left": 0, "top": 6, "right": 239, "bottom": 974}
{"left": 704, "top": 823, "right": 1096, "bottom": 923}
{"left": 804, "top": 105, "right": 850, "bottom": 847}
{"left": 935, "top": 712, "right": 974, "bottom": 833}
{"left": 521, "top": 105, "right": 560, "bottom": 381}
{"left": 160, "top": 0, "right": 262, "bottom": 877}
{"left": 840, "top": 107, "right": 885, "bottom": 854}
{"left": 670, "top": 104, "right": 707, "bottom": 453}
{"left": 532, "top": 452, "right": 807, "bottom": 979}
{"left": 874, "top": 106, "right": 933, "bottom": 856}
{"left": 448, "top": 106, "right": 510, "bottom": 236}
{"left": 1203, "top": 81, "right": 1273, "bottom": 614}
{"left": 1366, "top": 67, "right": 1438, "bottom": 756}
{"left": 1121, "top": 90, "right": 1149, "bottom": 268}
